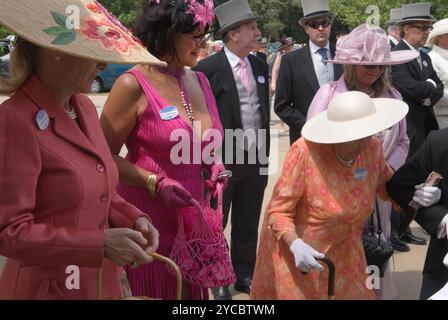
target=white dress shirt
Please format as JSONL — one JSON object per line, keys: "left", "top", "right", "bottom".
{"left": 309, "top": 40, "right": 335, "bottom": 86}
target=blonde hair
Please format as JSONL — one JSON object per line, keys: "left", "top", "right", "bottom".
{"left": 344, "top": 64, "right": 392, "bottom": 97}
{"left": 0, "top": 38, "right": 37, "bottom": 95}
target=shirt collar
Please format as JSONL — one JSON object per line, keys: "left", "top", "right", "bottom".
{"left": 388, "top": 35, "right": 399, "bottom": 46}
{"left": 224, "top": 46, "right": 249, "bottom": 69}
{"left": 403, "top": 39, "right": 419, "bottom": 52}
{"left": 309, "top": 40, "right": 330, "bottom": 53}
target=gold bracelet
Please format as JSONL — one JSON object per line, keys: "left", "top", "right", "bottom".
{"left": 146, "top": 174, "right": 158, "bottom": 198}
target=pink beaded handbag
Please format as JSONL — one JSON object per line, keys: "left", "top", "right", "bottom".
{"left": 168, "top": 183, "right": 236, "bottom": 288}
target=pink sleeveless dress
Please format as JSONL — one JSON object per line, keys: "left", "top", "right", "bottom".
{"left": 119, "top": 68, "right": 223, "bottom": 300}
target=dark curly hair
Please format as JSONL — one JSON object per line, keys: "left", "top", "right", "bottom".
{"left": 134, "top": 0, "right": 210, "bottom": 60}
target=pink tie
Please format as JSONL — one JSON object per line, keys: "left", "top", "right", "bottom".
{"left": 239, "top": 59, "right": 252, "bottom": 93}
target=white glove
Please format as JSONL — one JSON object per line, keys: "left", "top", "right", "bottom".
{"left": 290, "top": 239, "right": 325, "bottom": 273}
{"left": 413, "top": 184, "right": 442, "bottom": 207}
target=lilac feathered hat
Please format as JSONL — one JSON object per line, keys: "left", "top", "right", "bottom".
{"left": 326, "top": 23, "right": 419, "bottom": 65}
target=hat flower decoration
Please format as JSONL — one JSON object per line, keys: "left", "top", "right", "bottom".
{"left": 152, "top": 0, "right": 215, "bottom": 31}
{"left": 0, "top": 0, "right": 164, "bottom": 64}
{"left": 327, "top": 23, "right": 419, "bottom": 65}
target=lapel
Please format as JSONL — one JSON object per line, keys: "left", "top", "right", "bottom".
{"left": 398, "top": 41, "right": 423, "bottom": 80}
{"left": 217, "top": 50, "right": 243, "bottom": 128}
{"left": 248, "top": 55, "right": 269, "bottom": 125}
{"left": 298, "top": 47, "right": 320, "bottom": 93}
{"left": 22, "top": 74, "right": 104, "bottom": 160}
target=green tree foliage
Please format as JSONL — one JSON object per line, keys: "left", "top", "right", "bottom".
{"left": 99, "top": 0, "right": 140, "bottom": 27}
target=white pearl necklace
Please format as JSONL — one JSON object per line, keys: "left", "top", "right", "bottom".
{"left": 65, "top": 104, "right": 77, "bottom": 120}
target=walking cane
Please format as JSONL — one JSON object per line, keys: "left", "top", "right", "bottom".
{"left": 316, "top": 257, "right": 335, "bottom": 300}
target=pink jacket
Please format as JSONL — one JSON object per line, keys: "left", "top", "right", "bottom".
{"left": 0, "top": 75, "right": 146, "bottom": 300}
{"left": 306, "top": 76, "right": 410, "bottom": 170}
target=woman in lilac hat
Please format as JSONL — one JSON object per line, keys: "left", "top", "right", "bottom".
{"left": 306, "top": 23, "right": 419, "bottom": 300}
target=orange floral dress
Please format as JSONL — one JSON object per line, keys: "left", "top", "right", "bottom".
{"left": 251, "top": 137, "right": 393, "bottom": 300}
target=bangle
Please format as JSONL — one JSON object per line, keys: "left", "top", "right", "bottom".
{"left": 146, "top": 174, "right": 158, "bottom": 198}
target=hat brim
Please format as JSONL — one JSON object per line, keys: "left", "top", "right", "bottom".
{"left": 325, "top": 50, "right": 419, "bottom": 66}
{"left": 396, "top": 18, "right": 437, "bottom": 26}
{"left": 0, "top": 0, "right": 165, "bottom": 66}
{"left": 299, "top": 12, "right": 336, "bottom": 27}
{"left": 302, "top": 98, "right": 408, "bottom": 144}
{"left": 214, "top": 15, "right": 262, "bottom": 40}
{"left": 426, "top": 25, "right": 448, "bottom": 47}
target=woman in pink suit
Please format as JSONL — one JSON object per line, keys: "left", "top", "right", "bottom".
{"left": 0, "top": 0, "right": 163, "bottom": 300}
{"left": 306, "top": 23, "right": 418, "bottom": 299}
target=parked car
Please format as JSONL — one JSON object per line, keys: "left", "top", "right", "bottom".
{"left": 91, "top": 63, "right": 133, "bottom": 93}
{"left": 0, "top": 53, "right": 10, "bottom": 78}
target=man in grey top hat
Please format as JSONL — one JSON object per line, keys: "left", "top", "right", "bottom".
{"left": 390, "top": 2, "right": 445, "bottom": 262}
{"left": 387, "top": 8, "right": 402, "bottom": 48}
{"left": 274, "top": 0, "right": 343, "bottom": 145}
{"left": 194, "top": 0, "right": 270, "bottom": 300}
{"left": 391, "top": 2, "right": 443, "bottom": 157}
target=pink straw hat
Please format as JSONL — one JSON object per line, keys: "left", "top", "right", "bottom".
{"left": 326, "top": 23, "right": 419, "bottom": 65}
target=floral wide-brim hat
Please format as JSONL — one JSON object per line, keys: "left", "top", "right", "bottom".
{"left": 0, "top": 0, "right": 165, "bottom": 65}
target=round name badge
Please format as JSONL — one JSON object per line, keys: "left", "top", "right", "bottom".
{"left": 258, "top": 76, "right": 266, "bottom": 84}
{"left": 160, "top": 106, "right": 179, "bottom": 121}
{"left": 423, "top": 60, "right": 428, "bottom": 68}
{"left": 354, "top": 168, "right": 368, "bottom": 181}
{"left": 35, "top": 110, "right": 49, "bottom": 130}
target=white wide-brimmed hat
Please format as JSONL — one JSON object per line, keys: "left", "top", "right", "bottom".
{"left": 396, "top": 3, "right": 437, "bottom": 26}
{"left": 326, "top": 23, "right": 419, "bottom": 65}
{"left": 0, "top": 0, "right": 165, "bottom": 65}
{"left": 302, "top": 91, "right": 408, "bottom": 144}
{"left": 426, "top": 18, "right": 448, "bottom": 47}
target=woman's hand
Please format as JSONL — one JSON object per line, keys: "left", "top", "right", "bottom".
{"left": 104, "top": 228, "right": 154, "bottom": 266}
{"left": 290, "top": 239, "right": 325, "bottom": 273}
{"left": 134, "top": 217, "right": 159, "bottom": 259}
{"left": 156, "top": 173, "right": 193, "bottom": 208}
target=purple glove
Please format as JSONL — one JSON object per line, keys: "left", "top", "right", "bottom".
{"left": 156, "top": 173, "right": 193, "bottom": 208}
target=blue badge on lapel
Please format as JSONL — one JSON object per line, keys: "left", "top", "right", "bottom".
{"left": 160, "top": 106, "right": 179, "bottom": 121}
{"left": 258, "top": 76, "right": 266, "bottom": 84}
{"left": 423, "top": 60, "right": 428, "bottom": 68}
{"left": 35, "top": 110, "right": 49, "bottom": 130}
{"left": 354, "top": 168, "right": 368, "bottom": 181}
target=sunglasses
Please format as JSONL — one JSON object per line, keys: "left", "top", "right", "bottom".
{"left": 362, "top": 65, "right": 387, "bottom": 70}
{"left": 188, "top": 34, "right": 212, "bottom": 46}
{"left": 307, "top": 19, "right": 332, "bottom": 30}
{"left": 410, "top": 25, "right": 433, "bottom": 32}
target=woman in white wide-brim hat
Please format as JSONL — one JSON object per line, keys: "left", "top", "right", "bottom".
{"left": 426, "top": 18, "right": 448, "bottom": 128}
{"left": 306, "top": 23, "right": 420, "bottom": 300}
{"left": 251, "top": 90, "right": 440, "bottom": 300}
{"left": 0, "top": 0, "right": 163, "bottom": 299}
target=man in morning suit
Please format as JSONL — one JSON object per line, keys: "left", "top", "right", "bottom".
{"left": 391, "top": 2, "right": 444, "bottom": 157}
{"left": 194, "top": 0, "right": 270, "bottom": 300}
{"left": 274, "top": 0, "right": 343, "bottom": 145}
{"left": 390, "top": 2, "right": 445, "bottom": 248}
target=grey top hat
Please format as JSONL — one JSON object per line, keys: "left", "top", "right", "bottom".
{"left": 214, "top": 0, "right": 262, "bottom": 40}
{"left": 299, "top": 0, "right": 336, "bottom": 27}
{"left": 385, "top": 8, "right": 402, "bottom": 26}
{"left": 396, "top": 2, "right": 437, "bottom": 25}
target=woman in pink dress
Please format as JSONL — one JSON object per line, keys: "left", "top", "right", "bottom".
{"left": 100, "top": 0, "right": 227, "bottom": 300}
{"left": 306, "top": 23, "right": 419, "bottom": 299}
